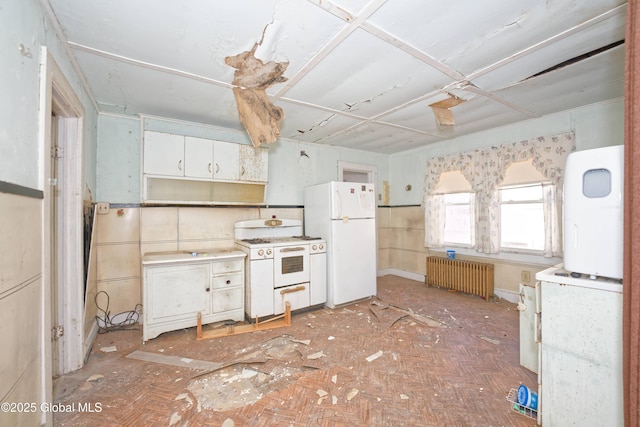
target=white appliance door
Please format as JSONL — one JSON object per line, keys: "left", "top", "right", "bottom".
{"left": 328, "top": 218, "right": 377, "bottom": 307}
{"left": 519, "top": 283, "right": 538, "bottom": 374}
{"left": 331, "top": 182, "right": 375, "bottom": 219}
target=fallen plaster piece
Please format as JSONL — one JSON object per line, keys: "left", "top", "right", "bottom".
{"left": 317, "top": 389, "right": 328, "bottom": 398}
{"left": 100, "top": 345, "right": 117, "bottom": 353}
{"left": 221, "top": 419, "right": 235, "bottom": 427}
{"left": 291, "top": 339, "right": 311, "bottom": 346}
{"left": 429, "top": 94, "right": 466, "bottom": 126}
{"left": 365, "top": 350, "right": 383, "bottom": 362}
{"left": 331, "top": 374, "right": 338, "bottom": 384}
{"left": 175, "top": 393, "right": 193, "bottom": 406}
{"left": 126, "top": 350, "right": 222, "bottom": 371}
{"left": 480, "top": 336, "right": 501, "bottom": 345}
{"left": 86, "top": 374, "right": 104, "bottom": 383}
{"left": 169, "top": 412, "right": 181, "bottom": 426}
{"left": 225, "top": 33, "right": 288, "bottom": 147}
{"left": 332, "top": 395, "right": 338, "bottom": 405}
{"left": 400, "top": 394, "right": 410, "bottom": 400}
{"left": 346, "top": 389, "right": 359, "bottom": 401}
{"left": 307, "top": 351, "right": 325, "bottom": 360}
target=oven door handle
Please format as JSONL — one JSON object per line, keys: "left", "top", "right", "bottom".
{"left": 279, "top": 247, "right": 306, "bottom": 253}
{"left": 280, "top": 285, "right": 306, "bottom": 295}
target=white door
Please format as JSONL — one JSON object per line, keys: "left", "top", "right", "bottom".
{"left": 143, "top": 131, "right": 185, "bottom": 176}
{"left": 213, "top": 140, "right": 239, "bottom": 180}
{"left": 185, "top": 136, "right": 214, "bottom": 178}
{"left": 519, "top": 283, "right": 538, "bottom": 373}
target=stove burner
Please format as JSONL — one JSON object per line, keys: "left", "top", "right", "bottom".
{"left": 242, "top": 238, "right": 271, "bottom": 244}
{"left": 293, "top": 235, "right": 322, "bottom": 241}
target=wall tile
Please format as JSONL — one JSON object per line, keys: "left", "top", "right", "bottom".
{"left": 95, "top": 207, "right": 140, "bottom": 244}
{"left": 0, "top": 194, "right": 41, "bottom": 293}
{"left": 140, "top": 207, "right": 178, "bottom": 242}
{"left": 96, "top": 278, "right": 142, "bottom": 316}
{"left": 97, "top": 243, "right": 140, "bottom": 281}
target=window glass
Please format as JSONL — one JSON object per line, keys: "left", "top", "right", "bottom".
{"left": 443, "top": 193, "right": 473, "bottom": 246}
{"left": 500, "top": 185, "right": 544, "bottom": 251}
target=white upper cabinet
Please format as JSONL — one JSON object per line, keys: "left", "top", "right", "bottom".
{"left": 143, "top": 131, "right": 185, "bottom": 176}
{"left": 213, "top": 140, "right": 240, "bottom": 181}
{"left": 240, "top": 144, "right": 269, "bottom": 182}
{"left": 142, "top": 130, "right": 268, "bottom": 204}
{"left": 184, "top": 136, "right": 214, "bottom": 179}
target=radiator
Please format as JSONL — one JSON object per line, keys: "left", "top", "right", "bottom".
{"left": 425, "top": 256, "right": 494, "bottom": 301}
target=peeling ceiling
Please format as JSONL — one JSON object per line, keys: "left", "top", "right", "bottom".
{"left": 46, "top": 0, "right": 627, "bottom": 154}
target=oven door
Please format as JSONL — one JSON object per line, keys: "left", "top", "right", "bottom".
{"left": 274, "top": 245, "right": 310, "bottom": 288}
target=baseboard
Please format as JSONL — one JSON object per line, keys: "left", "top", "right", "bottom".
{"left": 494, "top": 288, "right": 520, "bottom": 303}
{"left": 378, "top": 268, "right": 425, "bottom": 283}
{"left": 83, "top": 321, "right": 99, "bottom": 365}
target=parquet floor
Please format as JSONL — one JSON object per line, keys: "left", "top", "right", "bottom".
{"left": 54, "top": 275, "right": 538, "bottom": 426}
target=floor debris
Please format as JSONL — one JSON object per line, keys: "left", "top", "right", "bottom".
{"left": 365, "top": 350, "right": 383, "bottom": 362}
{"left": 480, "top": 336, "right": 501, "bottom": 345}
{"left": 100, "top": 345, "right": 117, "bottom": 353}
{"left": 126, "top": 350, "right": 222, "bottom": 371}
{"left": 307, "top": 351, "right": 325, "bottom": 360}
{"left": 86, "top": 374, "right": 104, "bottom": 382}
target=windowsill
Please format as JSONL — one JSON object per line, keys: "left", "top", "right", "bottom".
{"left": 429, "top": 247, "right": 562, "bottom": 267}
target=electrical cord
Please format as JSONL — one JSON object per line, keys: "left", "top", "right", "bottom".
{"left": 95, "top": 290, "right": 142, "bottom": 334}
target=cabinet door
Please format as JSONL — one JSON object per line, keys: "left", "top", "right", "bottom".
{"left": 145, "top": 263, "right": 210, "bottom": 322}
{"left": 239, "top": 145, "right": 269, "bottom": 182}
{"left": 185, "top": 136, "right": 214, "bottom": 179}
{"left": 144, "top": 131, "right": 185, "bottom": 176}
{"left": 213, "top": 140, "right": 240, "bottom": 180}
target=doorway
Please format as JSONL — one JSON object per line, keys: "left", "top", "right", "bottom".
{"left": 338, "top": 161, "right": 377, "bottom": 184}
{"left": 39, "top": 48, "right": 86, "bottom": 417}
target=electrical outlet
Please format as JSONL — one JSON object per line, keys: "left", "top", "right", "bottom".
{"left": 97, "top": 202, "right": 110, "bottom": 214}
{"left": 521, "top": 270, "right": 531, "bottom": 283}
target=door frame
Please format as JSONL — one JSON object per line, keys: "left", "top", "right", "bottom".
{"left": 39, "top": 47, "right": 85, "bottom": 413}
{"left": 338, "top": 160, "right": 377, "bottom": 184}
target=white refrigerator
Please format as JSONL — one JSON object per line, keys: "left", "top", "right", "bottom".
{"left": 304, "top": 181, "right": 377, "bottom": 308}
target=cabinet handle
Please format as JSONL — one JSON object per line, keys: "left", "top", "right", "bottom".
{"left": 215, "top": 163, "right": 220, "bottom": 174}
{"left": 178, "top": 160, "right": 182, "bottom": 171}
{"left": 241, "top": 166, "right": 245, "bottom": 176}
{"left": 208, "top": 163, "right": 212, "bottom": 173}
{"left": 226, "top": 279, "right": 231, "bottom": 285}
{"left": 205, "top": 287, "right": 210, "bottom": 292}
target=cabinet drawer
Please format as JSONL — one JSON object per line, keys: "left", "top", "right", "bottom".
{"left": 212, "top": 287, "right": 243, "bottom": 313}
{"left": 211, "top": 259, "right": 243, "bottom": 274}
{"left": 212, "top": 273, "right": 243, "bottom": 289}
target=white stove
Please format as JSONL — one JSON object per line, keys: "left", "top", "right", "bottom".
{"left": 234, "top": 219, "right": 326, "bottom": 318}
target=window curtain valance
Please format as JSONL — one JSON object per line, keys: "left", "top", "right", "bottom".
{"left": 422, "top": 131, "right": 575, "bottom": 254}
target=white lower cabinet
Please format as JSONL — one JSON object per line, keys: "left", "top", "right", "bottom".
{"left": 142, "top": 250, "right": 246, "bottom": 341}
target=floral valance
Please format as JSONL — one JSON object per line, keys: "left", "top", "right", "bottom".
{"left": 422, "top": 131, "right": 575, "bottom": 204}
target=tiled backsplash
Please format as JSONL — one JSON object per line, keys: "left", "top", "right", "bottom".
{"left": 94, "top": 206, "right": 304, "bottom": 315}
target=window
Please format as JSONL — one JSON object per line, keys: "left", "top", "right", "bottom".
{"left": 443, "top": 192, "right": 474, "bottom": 246}
{"left": 499, "top": 185, "right": 544, "bottom": 251}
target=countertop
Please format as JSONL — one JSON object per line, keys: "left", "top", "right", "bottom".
{"left": 141, "top": 249, "right": 246, "bottom": 265}
{"left": 535, "top": 263, "right": 623, "bottom": 293}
